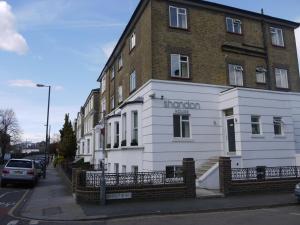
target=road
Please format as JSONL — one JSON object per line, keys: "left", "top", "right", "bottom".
{"left": 0, "top": 203, "right": 300, "bottom": 225}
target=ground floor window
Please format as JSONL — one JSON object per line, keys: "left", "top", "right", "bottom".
{"left": 132, "top": 166, "right": 138, "bottom": 173}
{"left": 122, "top": 165, "right": 126, "bottom": 173}
{"left": 173, "top": 114, "right": 190, "bottom": 138}
{"left": 166, "top": 166, "right": 183, "bottom": 178}
{"left": 273, "top": 117, "right": 283, "bottom": 135}
{"left": 114, "top": 163, "right": 119, "bottom": 174}
{"left": 251, "top": 115, "right": 261, "bottom": 135}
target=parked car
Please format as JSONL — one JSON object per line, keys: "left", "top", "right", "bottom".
{"left": 295, "top": 183, "right": 300, "bottom": 202}
{"left": 1, "top": 159, "right": 38, "bottom": 188}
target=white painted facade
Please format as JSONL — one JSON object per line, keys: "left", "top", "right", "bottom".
{"left": 100, "top": 79, "right": 300, "bottom": 174}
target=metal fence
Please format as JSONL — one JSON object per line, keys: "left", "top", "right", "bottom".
{"left": 78, "top": 171, "right": 184, "bottom": 188}
{"left": 232, "top": 166, "right": 300, "bottom": 181}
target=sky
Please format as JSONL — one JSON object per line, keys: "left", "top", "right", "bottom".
{"left": 0, "top": 0, "right": 299, "bottom": 143}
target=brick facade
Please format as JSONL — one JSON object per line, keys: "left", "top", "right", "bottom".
{"left": 97, "top": 0, "right": 300, "bottom": 116}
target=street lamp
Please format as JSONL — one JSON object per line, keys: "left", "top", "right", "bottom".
{"left": 37, "top": 83, "right": 51, "bottom": 179}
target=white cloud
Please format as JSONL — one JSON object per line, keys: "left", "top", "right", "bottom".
{"left": 0, "top": 1, "right": 28, "bottom": 54}
{"left": 101, "top": 41, "right": 117, "bottom": 58}
{"left": 8, "top": 79, "right": 36, "bottom": 88}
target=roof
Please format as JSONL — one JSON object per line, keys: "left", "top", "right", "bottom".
{"left": 83, "top": 88, "right": 100, "bottom": 108}
{"left": 96, "top": 0, "right": 300, "bottom": 82}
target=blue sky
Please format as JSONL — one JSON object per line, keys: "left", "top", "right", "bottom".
{"left": 0, "top": 0, "right": 299, "bottom": 143}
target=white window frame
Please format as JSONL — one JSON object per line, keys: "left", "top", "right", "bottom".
{"left": 251, "top": 115, "right": 262, "bottom": 135}
{"left": 171, "top": 54, "right": 190, "bottom": 78}
{"left": 122, "top": 113, "right": 127, "bottom": 142}
{"left": 273, "top": 117, "right": 284, "bottom": 136}
{"left": 114, "top": 163, "right": 119, "bottom": 174}
{"left": 130, "top": 32, "right": 136, "bottom": 50}
{"left": 111, "top": 96, "right": 115, "bottom": 110}
{"left": 228, "top": 64, "right": 244, "bottom": 86}
{"left": 118, "top": 55, "right": 123, "bottom": 70}
{"left": 101, "top": 98, "right": 106, "bottom": 113}
{"left": 173, "top": 114, "right": 191, "bottom": 138}
{"left": 226, "top": 17, "right": 242, "bottom": 34}
{"left": 101, "top": 75, "right": 106, "bottom": 93}
{"left": 131, "top": 111, "right": 138, "bottom": 144}
{"left": 275, "top": 68, "right": 289, "bottom": 89}
{"left": 118, "top": 86, "right": 123, "bottom": 103}
{"left": 107, "top": 123, "right": 111, "bottom": 145}
{"left": 114, "top": 122, "right": 119, "bottom": 148}
{"left": 256, "top": 67, "right": 267, "bottom": 84}
{"left": 270, "top": 27, "right": 284, "bottom": 47}
{"left": 169, "top": 6, "right": 188, "bottom": 29}
{"left": 166, "top": 165, "right": 183, "bottom": 178}
{"left": 130, "top": 71, "right": 136, "bottom": 92}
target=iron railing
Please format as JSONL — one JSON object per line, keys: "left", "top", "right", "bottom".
{"left": 78, "top": 171, "right": 184, "bottom": 188}
{"left": 232, "top": 166, "right": 300, "bottom": 181}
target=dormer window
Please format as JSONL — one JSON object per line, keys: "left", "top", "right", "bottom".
{"left": 226, "top": 17, "right": 242, "bottom": 34}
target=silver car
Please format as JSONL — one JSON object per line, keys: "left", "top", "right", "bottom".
{"left": 1, "top": 159, "right": 38, "bottom": 187}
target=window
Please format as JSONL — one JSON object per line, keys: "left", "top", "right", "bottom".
{"left": 226, "top": 17, "right": 242, "bottom": 34}
{"left": 118, "top": 86, "right": 123, "bottom": 103}
{"left": 111, "top": 66, "right": 115, "bottom": 80}
{"left": 82, "top": 142, "right": 85, "bottom": 154}
{"left": 111, "top": 96, "right": 115, "bottom": 110}
{"left": 131, "top": 111, "right": 138, "bottom": 145}
{"left": 130, "top": 71, "right": 136, "bottom": 92}
{"left": 228, "top": 64, "right": 244, "bottom": 86}
{"left": 118, "top": 55, "right": 123, "bottom": 70}
{"left": 107, "top": 123, "right": 111, "bottom": 145}
{"left": 169, "top": 6, "right": 187, "bottom": 29}
{"left": 273, "top": 117, "right": 283, "bottom": 135}
{"left": 173, "top": 114, "right": 190, "bottom": 138}
{"left": 275, "top": 68, "right": 289, "bottom": 89}
{"left": 171, "top": 54, "right": 189, "bottom": 78}
{"left": 122, "top": 113, "right": 127, "bottom": 142}
{"left": 114, "top": 163, "right": 119, "bottom": 174}
{"left": 166, "top": 166, "right": 182, "bottom": 178}
{"left": 130, "top": 32, "right": 136, "bottom": 50}
{"left": 101, "top": 98, "right": 106, "bottom": 113}
{"left": 132, "top": 166, "right": 138, "bottom": 173}
{"left": 251, "top": 116, "right": 261, "bottom": 135}
{"left": 256, "top": 67, "right": 267, "bottom": 84}
{"left": 87, "top": 139, "right": 90, "bottom": 153}
{"left": 270, "top": 27, "right": 284, "bottom": 47}
{"left": 107, "top": 163, "right": 111, "bottom": 173}
{"left": 122, "top": 165, "right": 126, "bottom": 173}
{"left": 114, "top": 122, "right": 119, "bottom": 148}
{"left": 101, "top": 75, "right": 106, "bottom": 93}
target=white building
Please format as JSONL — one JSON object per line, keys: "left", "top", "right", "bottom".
{"left": 102, "top": 79, "right": 300, "bottom": 188}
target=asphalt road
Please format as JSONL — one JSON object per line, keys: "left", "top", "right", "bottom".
{"left": 1, "top": 205, "right": 300, "bottom": 225}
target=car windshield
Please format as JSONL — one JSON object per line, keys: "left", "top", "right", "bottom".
{"left": 7, "top": 160, "right": 32, "bottom": 168}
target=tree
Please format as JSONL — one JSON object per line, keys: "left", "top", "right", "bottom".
{"left": 0, "top": 109, "right": 21, "bottom": 160}
{"left": 59, "top": 114, "right": 76, "bottom": 160}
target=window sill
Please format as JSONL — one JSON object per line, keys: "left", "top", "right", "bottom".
{"left": 226, "top": 31, "right": 243, "bottom": 36}
{"left": 271, "top": 44, "right": 286, "bottom": 49}
{"left": 251, "top": 134, "right": 265, "bottom": 138}
{"left": 170, "top": 76, "right": 191, "bottom": 81}
{"left": 169, "top": 26, "right": 189, "bottom": 31}
{"left": 172, "top": 138, "right": 194, "bottom": 143}
{"left": 274, "top": 135, "right": 286, "bottom": 139}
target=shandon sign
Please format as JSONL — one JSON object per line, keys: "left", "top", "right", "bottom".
{"left": 164, "top": 100, "right": 201, "bottom": 110}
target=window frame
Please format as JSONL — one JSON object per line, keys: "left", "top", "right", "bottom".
{"left": 131, "top": 111, "right": 138, "bottom": 145}
{"left": 130, "top": 71, "right": 137, "bottom": 93}
{"left": 251, "top": 115, "right": 262, "bottom": 135}
{"left": 111, "top": 66, "right": 115, "bottom": 80}
{"left": 171, "top": 54, "right": 190, "bottom": 78}
{"left": 101, "top": 75, "right": 106, "bottom": 93}
{"left": 275, "top": 68, "right": 289, "bottom": 89}
{"left": 273, "top": 117, "right": 284, "bottom": 136}
{"left": 118, "top": 85, "right": 123, "bottom": 103}
{"left": 226, "top": 17, "right": 242, "bottom": 34}
{"left": 166, "top": 165, "right": 183, "bottom": 178}
{"left": 129, "top": 32, "right": 136, "bottom": 51}
{"left": 118, "top": 55, "right": 123, "bottom": 70}
{"left": 114, "top": 122, "right": 119, "bottom": 147}
{"left": 122, "top": 113, "right": 127, "bottom": 142}
{"left": 256, "top": 67, "right": 267, "bottom": 84}
{"left": 169, "top": 6, "right": 188, "bottom": 29}
{"left": 228, "top": 64, "right": 244, "bottom": 86}
{"left": 173, "top": 114, "right": 191, "bottom": 139}
{"left": 111, "top": 96, "right": 115, "bottom": 110}
{"left": 270, "top": 27, "right": 285, "bottom": 47}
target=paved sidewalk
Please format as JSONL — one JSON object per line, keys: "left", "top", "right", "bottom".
{"left": 16, "top": 165, "right": 299, "bottom": 221}
{"left": 19, "top": 165, "right": 86, "bottom": 221}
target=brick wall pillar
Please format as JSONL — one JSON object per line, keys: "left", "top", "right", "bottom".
{"left": 182, "top": 158, "right": 196, "bottom": 198}
{"left": 219, "top": 157, "right": 232, "bottom": 195}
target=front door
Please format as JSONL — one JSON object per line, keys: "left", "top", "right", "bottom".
{"left": 227, "top": 118, "right": 236, "bottom": 152}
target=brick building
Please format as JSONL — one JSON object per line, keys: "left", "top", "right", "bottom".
{"left": 81, "top": 0, "right": 300, "bottom": 189}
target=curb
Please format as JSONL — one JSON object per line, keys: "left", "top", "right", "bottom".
{"left": 9, "top": 200, "right": 298, "bottom": 222}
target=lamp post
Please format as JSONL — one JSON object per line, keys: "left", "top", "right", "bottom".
{"left": 37, "top": 84, "right": 51, "bottom": 179}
